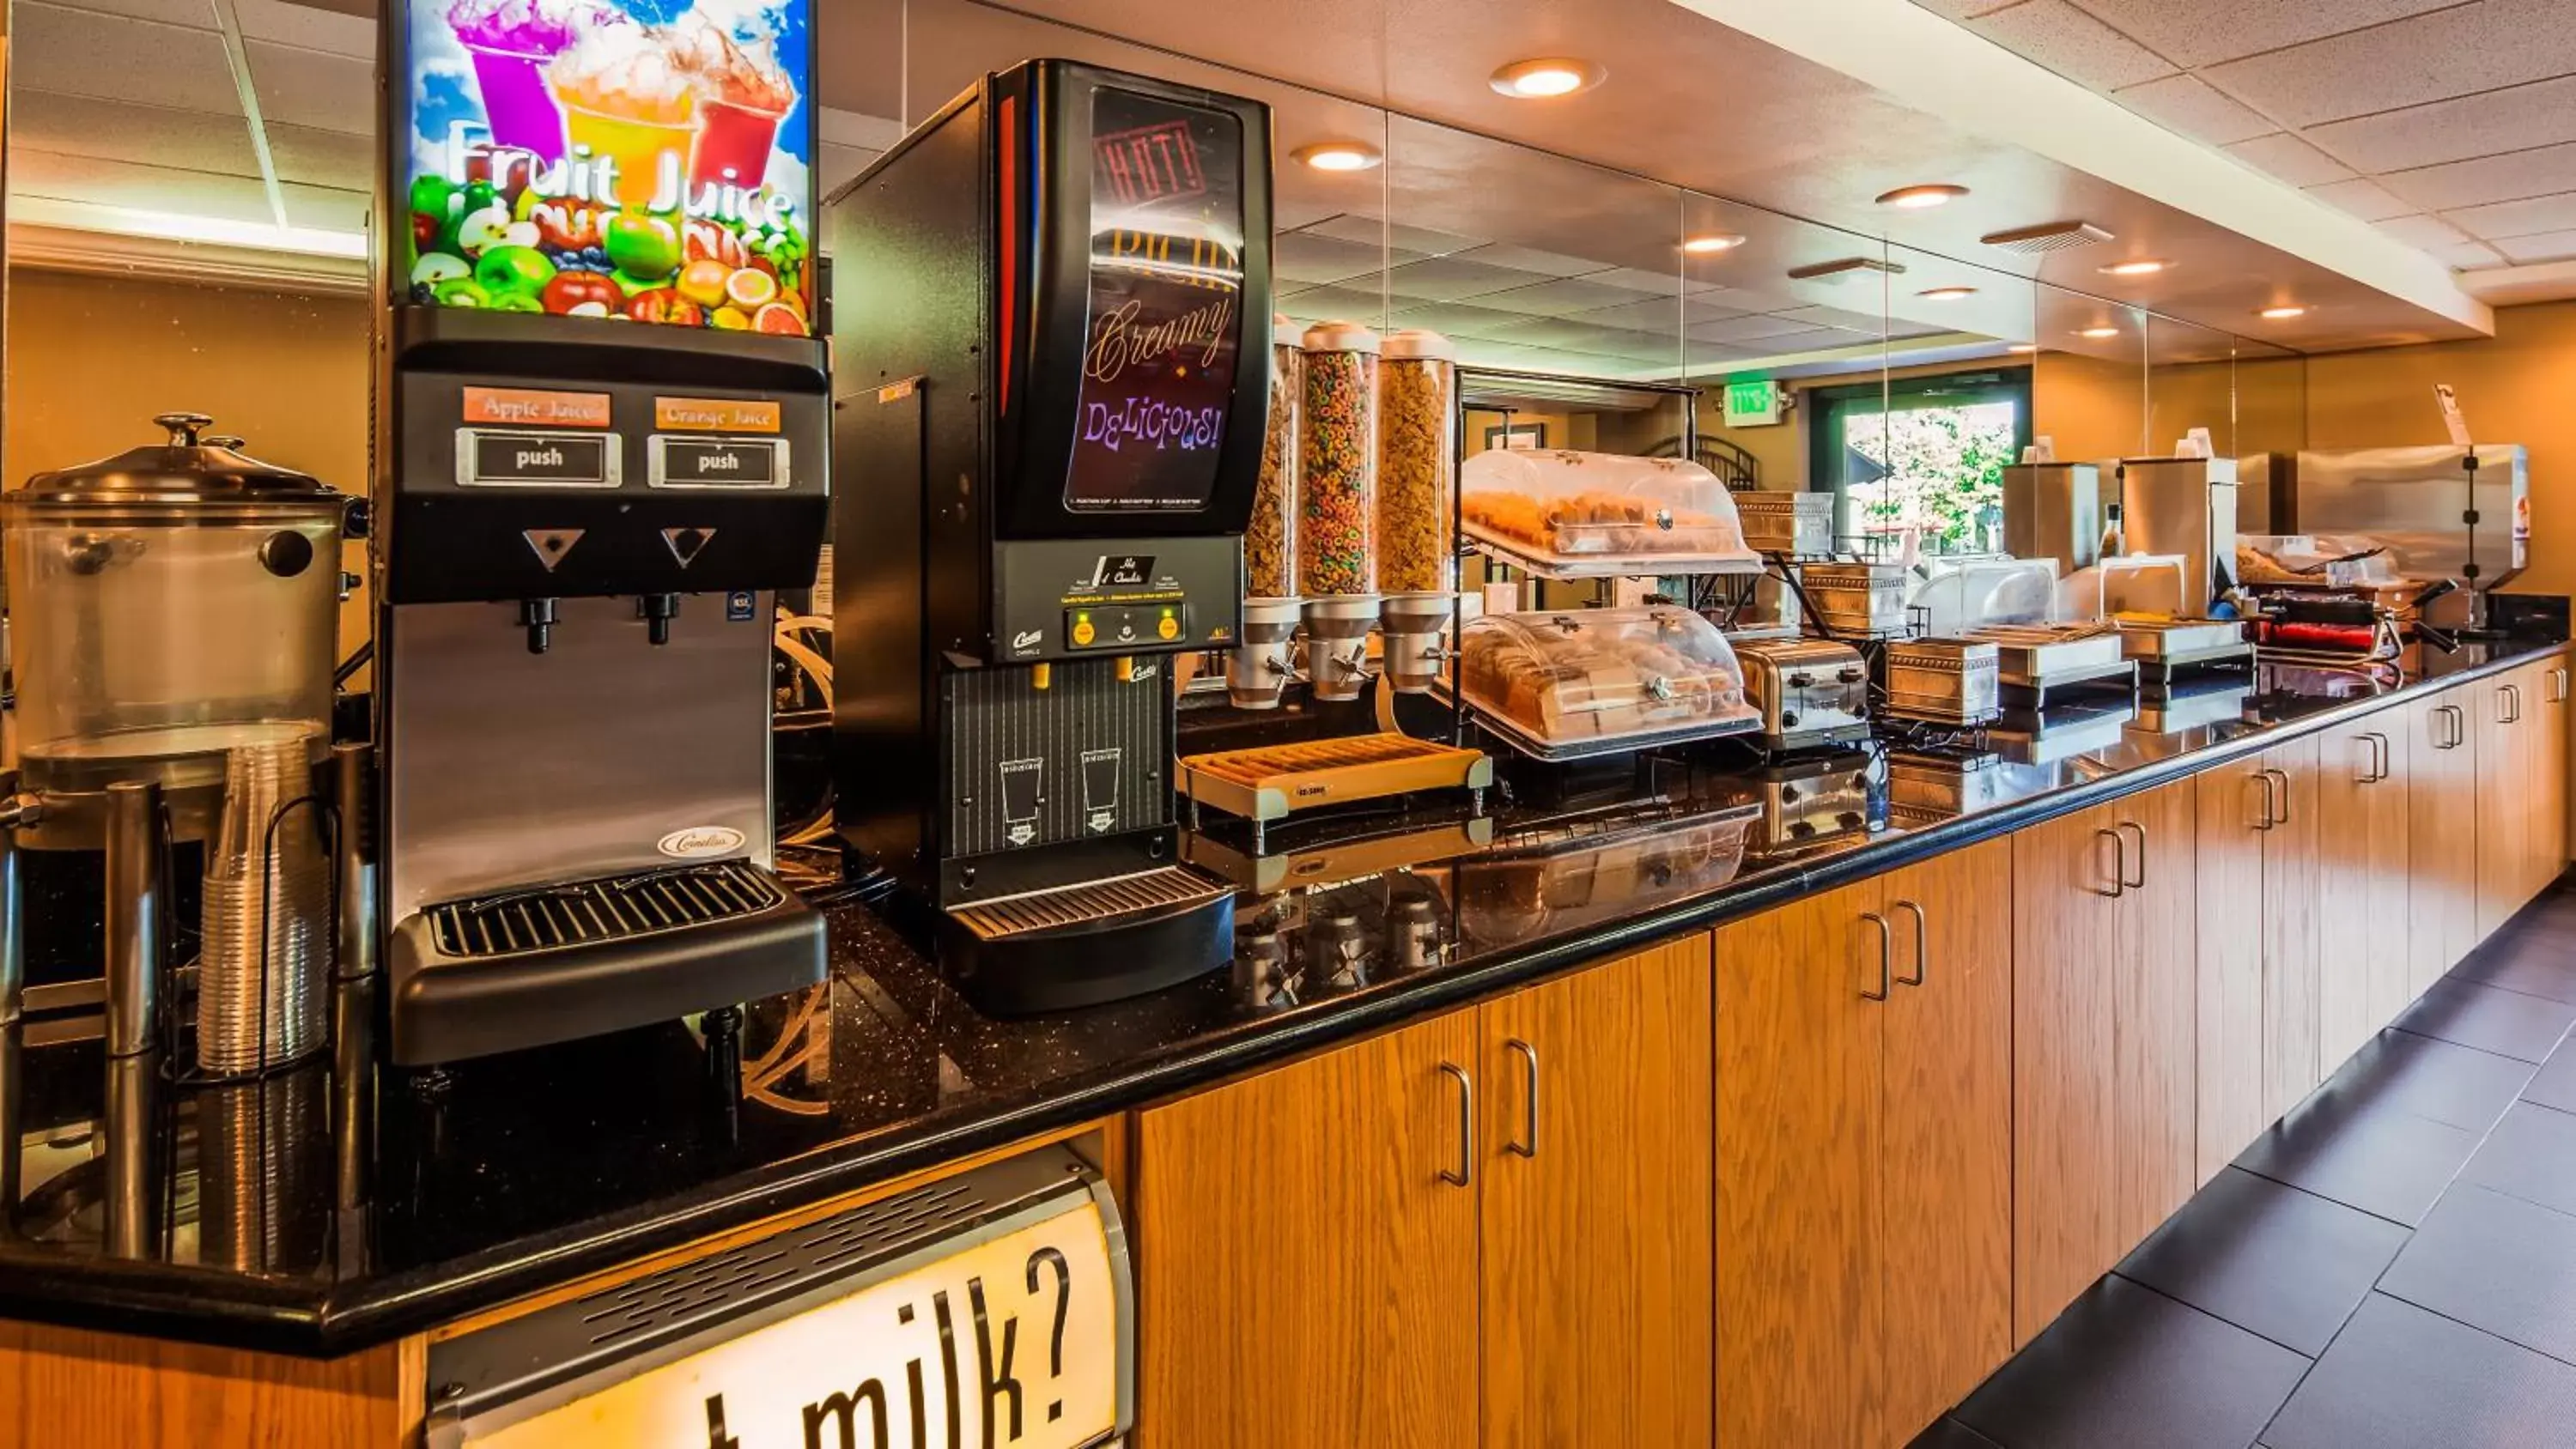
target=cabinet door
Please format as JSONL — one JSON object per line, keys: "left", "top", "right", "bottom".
{"left": 2407, "top": 687, "right": 2478, "bottom": 995}
{"left": 2263, "top": 736, "right": 2324, "bottom": 1121}
{"left": 2195, "top": 755, "right": 2271, "bottom": 1183}
{"left": 2318, "top": 716, "right": 2411, "bottom": 1060}
{"left": 1874, "top": 840, "right": 2014, "bottom": 1445}
{"left": 2116, "top": 779, "right": 2202, "bottom": 1252}
{"left": 1718, "top": 879, "right": 1882, "bottom": 1446}
{"left": 2012, "top": 801, "right": 2129, "bottom": 1343}
{"left": 2477, "top": 674, "right": 2528, "bottom": 938}
{"left": 2538, "top": 657, "right": 2570, "bottom": 897}
{"left": 1480, "top": 937, "right": 1712, "bottom": 1449}
{"left": 1135, "top": 1011, "right": 1482, "bottom": 1449}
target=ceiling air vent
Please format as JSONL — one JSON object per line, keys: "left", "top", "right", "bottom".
{"left": 1981, "top": 221, "right": 2116, "bottom": 254}
{"left": 1787, "top": 256, "right": 1909, "bottom": 282}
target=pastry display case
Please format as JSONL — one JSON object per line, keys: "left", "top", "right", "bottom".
{"left": 1455, "top": 605, "right": 1759, "bottom": 761}
{"left": 1461, "top": 449, "right": 1760, "bottom": 578}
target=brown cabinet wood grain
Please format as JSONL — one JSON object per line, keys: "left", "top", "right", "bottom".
{"left": 2317, "top": 715, "right": 2410, "bottom": 1070}
{"left": 1479, "top": 937, "right": 1713, "bottom": 1449}
{"left": 2537, "top": 655, "right": 2570, "bottom": 898}
{"left": 2195, "top": 755, "right": 2270, "bottom": 1183}
{"left": 1134, "top": 1011, "right": 1483, "bottom": 1449}
{"left": 2477, "top": 670, "right": 2532, "bottom": 939}
{"left": 2408, "top": 683, "right": 2481, "bottom": 996}
{"left": 2261, "top": 736, "right": 2324, "bottom": 1122}
{"left": 1718, "top": 843, "right": 2013, "bottom": 1446}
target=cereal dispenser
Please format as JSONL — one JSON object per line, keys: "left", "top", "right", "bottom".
{"left": 1297, "top": 320, "right": 1380, "bottom": 700}
{"left": 1230, "top": 316, "right": 1303, "bottom": 709}
{"left": 1375, "top": 329, "right": 1457, "bottom": 693}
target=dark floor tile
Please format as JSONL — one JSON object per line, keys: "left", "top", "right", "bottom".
{"left": 2116, "top": 1167, "right": 2409, "bottom": 1356}
{"left": 2531, "top": 1045, "right": 2576, "bottom": 1117}
{"left": 1955, "top": 1276, "right": 2308, "bottom": 1449}
{"left": 2392, "top": 978, "right": 2576, "bottom": 1064}
{"left": 2236, "top": 1083, "right": 2482, "bottom": 1227}
{"left": 2333, "top": 1027, "right": 2536, "bottom": 1132}
{"left": 2465, "top": 1100, "right": 2576, "bottom": 1215}
{"left": 2261, "top": 1293, "right": 2576, "bottom": 1449}
{"left": 1907, "top": 1417, "right": 2003, "bottom": 1449}
{"left": 2380, "top": 1184, "right": 2576, "bottom": 1366}
{"left": 2453, "top": 932, "right": 2576, "bottom": 1004}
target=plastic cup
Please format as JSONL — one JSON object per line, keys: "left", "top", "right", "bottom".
{"left": 464, "top": 44, "right": 568, "bottom": 163}
{"left": 690, "top": 98, "right": 785, "bottom": 190}
{"left": 560, "top": 100, "right": 696, "bottom": 209}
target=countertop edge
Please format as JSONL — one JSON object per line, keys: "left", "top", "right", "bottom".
{"left": 5, "top": 639, "right": 2561, "bottom": 1357}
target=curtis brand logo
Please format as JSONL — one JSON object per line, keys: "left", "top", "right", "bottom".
{"left": 1013, "top": 629, "right": 1044, "bottom": 652}
{"left": 658, "top": 826, "right": 747, "bottom": 859}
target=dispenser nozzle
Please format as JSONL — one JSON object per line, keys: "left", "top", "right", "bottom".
{"left": 519, "top": 597, "right": 559, "bottom": 654}
{"left": 639, "top": 593, "right": 680, "bottom": 646}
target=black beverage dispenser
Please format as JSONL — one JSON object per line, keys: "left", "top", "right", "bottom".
{"left": 829, "top": 59, "right": 1270, "bottom": 1011}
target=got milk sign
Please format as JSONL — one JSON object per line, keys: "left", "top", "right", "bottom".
{"left": 430, "top": 1151, "right": 1129, "bottom": 1449}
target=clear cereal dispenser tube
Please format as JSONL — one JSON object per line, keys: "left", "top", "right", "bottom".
{"left": 1297, "top": 320, "right": 1382, "bottom": 701}
{"left": 1376, "top": 330, "right": 1457, "bottom": 694}
{"left": 1246, "top": 315, "right": 1302, "bottom": 603}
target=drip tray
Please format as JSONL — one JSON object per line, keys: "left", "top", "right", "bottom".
{"left": 951, "top": 865, "right": 1229, "bottom": 941}
{"left": 937, "top": 865, "right": 1235, "bottom": 1015}
{"left": 390, "top": 860, "right": 824, "bottom": 1065}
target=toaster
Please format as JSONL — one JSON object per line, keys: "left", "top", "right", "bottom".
{"left": 1734, "top": 638, "right": 1873, "bottom": 749}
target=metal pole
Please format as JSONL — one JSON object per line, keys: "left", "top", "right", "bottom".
{"left": 0, "top": 829, "right": 19, "bottom": 1030}
{"left": 102, "top": 779, "right": 166, "bottom": 1058}
{"left": 331, "top": 742, "right": 378, "bottom": 983}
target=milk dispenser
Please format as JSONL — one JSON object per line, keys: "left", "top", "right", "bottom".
{"left": 829, "top": 59, "right": 1268, "bottom": 1011}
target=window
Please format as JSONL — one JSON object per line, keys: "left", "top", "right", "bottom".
{"left": 1806, "top": 367, "right": 2033, "bottom": 555}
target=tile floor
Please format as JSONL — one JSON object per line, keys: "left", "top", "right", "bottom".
{"left": 1920, "top": 886, "right": 2576, "bottom": 1449}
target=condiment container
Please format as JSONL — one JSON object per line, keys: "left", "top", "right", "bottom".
{"left": 1296, "top": 321, "right": 1379, "bottom": 600}
{"left": 1247, "top": 315, "right": 1301, "bottom": 601}
{"left": 1375, "top": 329, "right": 1455, "bottom": 596}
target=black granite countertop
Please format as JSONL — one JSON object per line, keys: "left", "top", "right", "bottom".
{"left": 0, "top": 635, "right": 2561, "bottom": 1355}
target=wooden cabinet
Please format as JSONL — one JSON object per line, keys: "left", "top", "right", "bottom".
{"left": 1719, "top": 840, "right": 2013, "bottom": 1446}
{"left": 2537, "top": 655, "right": 2570, "bottom": 896}
{"left": 2408, "top": 682, "right": 2481, "bottom": 995}
{"left": 1134, "top": 938, "right": 1714, "bottom": 1449}
{"left": 1135, "top": 1011, "right": 1483, "bottom": 1449}
{"left": 2476, "top": 663, "right": 2552, "bottom": 937}
{"left": 2194, "top": 734, "right": 2324, "bottom": 1153}
{"left": 2317, "top": 714, "right": 2412, "bottom": 1070}
{"left": 1479, "top": 937, "right": 1712, "bottom": 1449}
{"left": 2014, "top": 780, "right": 2196, "bottom": 1343}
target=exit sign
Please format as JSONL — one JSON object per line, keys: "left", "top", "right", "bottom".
{"left": 1723, "top": 379, "right": 1781, "bottom": 427}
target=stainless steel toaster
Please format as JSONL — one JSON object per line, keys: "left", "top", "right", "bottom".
{"left": 1734, "top": 638, "right": 1872, "bottom": 749}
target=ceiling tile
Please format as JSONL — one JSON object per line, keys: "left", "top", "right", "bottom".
{"left": 2224, "top": 131, "right": 2356, "bottom": 187}
{"left": 1478, "top": 315, "right": 1676, "bottom": 355}
{"left": 13, "top": 3, "right": 243, "bottom": 115}
{"left": 2201, "top": 0, "right": 2576, "bottom": 129}
{"left": 1909, "top": 0, "right": 2025, "bottom": 18}
{"left": 264, "top": 120, "right": 374, "bottom": 191}
{"left": 2379, "top": 142, "right": 2576, "bottom": 211}
{"left": 817, "top": 143, "right": 876, "bottom": 194}
{"left": 2306, "top": 73, "right": 2576, "bottom": 172}
{"left": 1581, "top": 267, "right": 1727, "bottom": 296}
{"left": 1749, "top": 327, "right": 1886, "bottom": 355}
{"left": 1273, "top": 230, "right": 1400, "bottom": 286}
{"left": 244, "top": 39, "right": 376, "bottom": 135}
{"left": 1574, "top": 294, "right": 1749, "bottom": 330}
{"left": 1300, "top": 213, "right": 1486, "bottom": 258}
{"left": 280, "top": 182, "right": 367, "bottom": 231}
{"left": 2435, "top": 239, "right": 2509, "bottom": 270}
{"left": 1275, "top": 284, "right": 1388, "bottom": 326}
{"left": 1772, "top": 303, "right": 1886, "bottom": 332}
{"left": 7, "top": 89, "right": 259, "bottom": 176}
{"left": 233, "top": 0, "right": 369, "bottom": 57}
{"left": 1688, "top": 312, "right": 1825, "bottom": 344}
{"left": 2305, "top": 177, "right": 2415, "bottom": 221}
{"left": 2494, "top": 229, "right": 2576, "bottom": 264}
{"left": 2444, "top": 191, "right": 2576, "bottom": 240}
{"left": 1463, "top": 275, "right": 1672, "bottom": 316}
{"left": 39, "top": 0, "right": 215, "bottom": 28}
{"left": 1971, "top": 0, "right": 2176, "bottom": 91}
{"left": 2376, "top": 213, "right": 2473, "bottom": 248}
{"left": 1385, "top": 300, "right": 1543, "bottom": 340}
{"left": 1449, "top": 243, "right": 1613, "bottom": 278}
{"left": 2065, "top": 0, "right": 2460, "bottom": 70}
{"left": 2111, "top": 73, "right": 2275, "bottom": 146}
{"left": 8, "top": 148, "right": 272, "bottom": 221}
{"left": 1380, "top": 255, "right": 1558, "bottom": 303}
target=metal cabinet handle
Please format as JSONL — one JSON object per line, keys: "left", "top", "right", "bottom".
{"left": 2093, "top": 828, "right": 2128, "bottom": 897}
{"left": 1860, "top": 912, "right": 1893, "bottom": 1000}
{"left": 1437, "top": 1063, "right": 1473, "bottom": 1187}
{"left": 2554, "top": 667, "right": 2568, "bottom": 703}
{"left": 2251, "top": 770, "right": 2277, "bottom": 832}
{"left": 1893, "top": 899, "right": 1927, "bottom": 986}
{"left": 1503, "top": 1039, "right": 1538, "bottom": 1159}
{"left": 2500, "top": 683, "right": 2523, "bottom": 725}
{"left": 2263, "top": 767, "right": 2293, "bottom": 826}
{"left": 2117, "top": 821, "right": 2148, "bottom": 888}
{"left": 2370, "top": 732, "right": 2391, "bottom": 783}
{"left": 2439, "top": 703, "right": 2465, "bottom": 749}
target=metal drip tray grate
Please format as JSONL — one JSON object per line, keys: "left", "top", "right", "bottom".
{"left": 425, "top": 860, "right": 787, "bottom": 959}
{"left": 951, "top": 865, "right": 1229, "bottom": 942}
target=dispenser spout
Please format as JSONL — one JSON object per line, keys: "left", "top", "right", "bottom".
{"left": 519, "top": 597, "right": 559, "bottom": 655}
{"left": 640, "top": 593, "right": 681, "bottom": 646}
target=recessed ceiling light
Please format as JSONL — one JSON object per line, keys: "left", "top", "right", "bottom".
{"left": 2006, "top": 343, "right": 2039, "bottom": 354}
{"left": 1877, "top": 184, "right": 1968, "bottom": 209}
{"left": 1682, "top": 233, "right": 1747, "bottom": 255}
{"left": 2100, "top": 258, "right": 2172, "bottom": 276}
{"left": 1491, "top": 58, "right": 1605, "bottom": 98}
{"left": 1293, "top": 142, "right": 1382, "bottom": 173}
{"left": 1918, "top": 286, "right": 1977, "bottom": 300}
{"left": 2258, "top": 304, "right": 2308, "bottom": 320}
{"left": 2076, "top": 325, "right": 2123, "bottom": 339}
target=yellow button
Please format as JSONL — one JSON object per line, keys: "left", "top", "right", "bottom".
{"left": 1072, "top": 618, "right": 1096, "bottom": 646}
{"left": 1157, "top": 614, "right": 1181, "bottom": 640}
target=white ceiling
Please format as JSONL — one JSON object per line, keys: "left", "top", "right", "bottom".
{"left": 1911, "top": 0, "right": 2576, "bottom": 274}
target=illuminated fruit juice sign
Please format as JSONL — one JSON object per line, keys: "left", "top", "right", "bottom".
{"left": 399, "top": 0, "right": 815, "bottom": 336}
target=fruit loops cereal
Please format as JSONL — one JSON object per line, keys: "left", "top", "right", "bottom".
{"left": 1247, "top": 335, "right": 1299, "bottom": 598}
{"left": 1376, "top": 333, "right": 1456, "bottom": 595}
{"left": 1297, "top": 322, "right": 1380, "bottom": 598}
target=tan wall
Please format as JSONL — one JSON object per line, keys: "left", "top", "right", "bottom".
{"left": 2032, "top": 349, "right": 2148, "bottom": 464}
{"left": 4, "top": 269, "right": 374, "bottom": 652}
{"left": 2306, "top": 300, "right": 2576, "bottom": 601}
